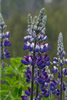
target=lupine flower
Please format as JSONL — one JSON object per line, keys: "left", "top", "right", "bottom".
{"left": 51, "top": 32, "right": 67, "bottom": 100}
{"left": 0, "top": 13, "right": 11, "bottom": 59}
{"left": 21, "top": 8, "right": 51, "bottom": 100}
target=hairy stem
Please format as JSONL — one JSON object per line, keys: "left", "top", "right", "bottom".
{"left": 60, "top": 65, "right": 63, "bottom": 100}
{"left": 36, "top": 41, "right": 40, "bottom": 99}
{"left": 30, "top": 41, "right": 36, "bottom": 100}
{"left": 36, "top": 84, "right": 39, "bottom": 98}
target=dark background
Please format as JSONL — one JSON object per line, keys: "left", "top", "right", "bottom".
{"left": 1, "top": 0, "right": 67, "bottom": 59}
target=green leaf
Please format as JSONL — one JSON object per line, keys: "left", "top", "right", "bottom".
{"left": 0, "top": 90, "right": 7, "bottom": 94}
{"left": 18, "top": 87, "right": 22, "bottom": 96}
{"left": 2, "top": 66, "right": 13, "bottom": 75}
{"left": 1, "top": 76, "right": 13, "bottom": 86}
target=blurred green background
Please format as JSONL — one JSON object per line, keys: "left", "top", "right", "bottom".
{"left": 1, "top": 0, "right": 67, "bottom": 59}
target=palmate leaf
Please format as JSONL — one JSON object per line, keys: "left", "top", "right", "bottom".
{"left": 9, "top": 58, "right": 26, "bottom": 74}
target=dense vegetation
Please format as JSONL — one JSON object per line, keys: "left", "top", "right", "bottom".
{"left": 0, "top": 1, "right": 67, "bottom": 100}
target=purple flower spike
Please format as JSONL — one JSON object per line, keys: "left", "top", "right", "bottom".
{"left": 21, "top": 8, "right": 52, "bottom": 100}
{"left": 0, "top": 13, "right": 11, "bottom": 59}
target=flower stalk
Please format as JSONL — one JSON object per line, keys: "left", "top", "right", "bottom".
{"left": 60, "top": 64, "right": 63, "bottom": 100}
{"left": 30, "top": 41, "right": 36, "bottom": 100}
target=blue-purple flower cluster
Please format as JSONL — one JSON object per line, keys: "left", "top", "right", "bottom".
{"left": 21, "top": 8, "right": 52, "bottom": 100}
{"left": 50, "top": 32, "right": 67, "bottom": 100}
{"left": 21, "top": 54, "right": 51, "bottom": 99}
{"left": 23, "top": 41, "right": 51, "bottom": 53}
{"left": 0, "top": 13, "right": 11, "bottom": 59}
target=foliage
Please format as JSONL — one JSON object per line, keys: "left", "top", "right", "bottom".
{"left": 1, "top": 57, "right": 28, "bottom": 100}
